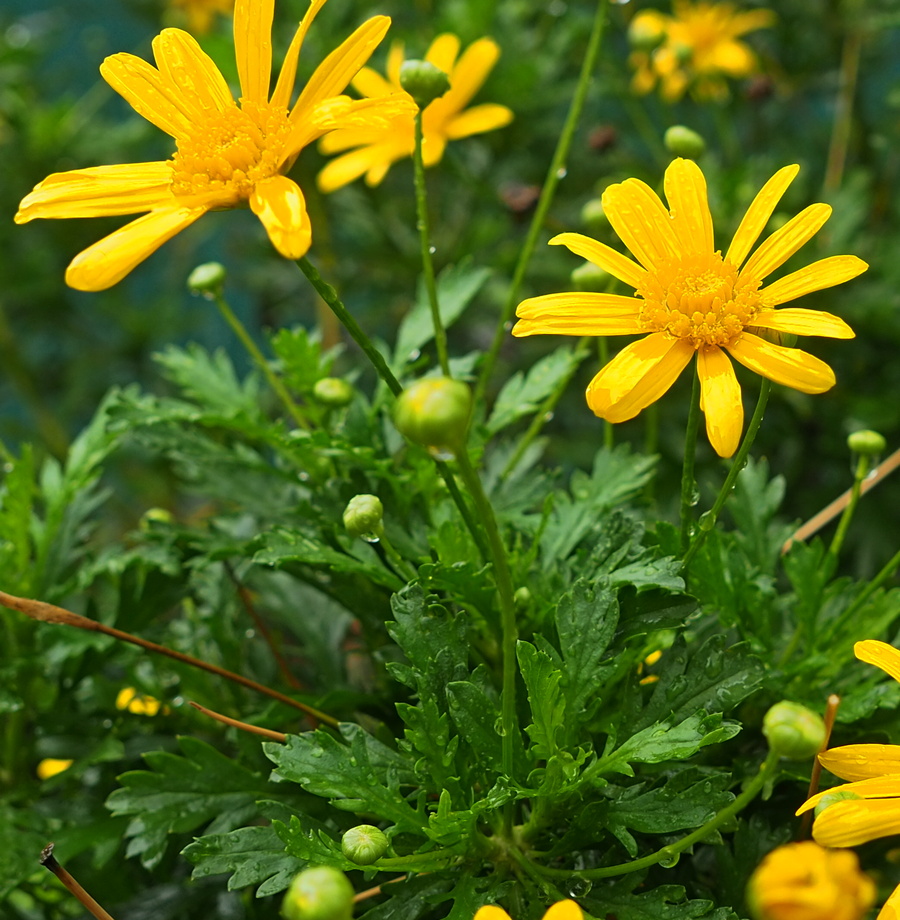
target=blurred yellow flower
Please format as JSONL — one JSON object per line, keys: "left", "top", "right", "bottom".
{"left": 116, "top": 686, "right": 164, "bottom": 716}
{"left": 168, "top": 0, "right": 234, "bottom": 35}
{"left": 317, "top": 34, "right": 513, "bottom": 192}
{"left": 16, "top": 0, "right": 412, "bottom": 290}
{"left": 37, "top": 758, "right": 74, "bottom": 780}
{"left": 629, "top": 1, "right": 774, "bottom": 101}
{"left": 514, "top": 158, "right": 865, "bottom": 457}
{"left": 474, "top": 900, "right": 583, "bottom": 920}
{"left": 798, "top": 641, "right": 900, "bottom": 847}
{"left": 746, "top": 841, "right": 875, "bottom": 920}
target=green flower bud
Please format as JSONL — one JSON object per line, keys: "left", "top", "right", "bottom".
{"left": 399, "top": 60, "right": 451, "bottom": 108}
{"left": 514, "top": 586, "right": 531, "bottom": 609}
{"left": 813, "top": 788, "right": 863, "bottom": 818}
{"left": 571, "top": 260, "right": 610, "bottom": 292}
{"left": 847, "top": 429, "right": 886, "bottom": 457}
{"left": 313, "top": 377, "right": 355, "bottom": 408}
{"left": 763, "top": 701, "right": 827, "bottom": 759}
{"left": 139, "top": 507, "right": 174, "bottom": 531}
{"left": 393, "top": 377, "right": 472, "bottom": 458}
{"left": 343, "top": 494, "right": 384, "bottom": 539}
{"left": 664, "top": 126, "right": 706, "bottom": 159}
{"left": 187, "top": 262, "right": 226, "bottom": 296}
{"left": 627, "top": 11, "right": 666, "bottom": 51}
{"left": 282, "top": 867, "right": 354, "bottom": 920}
{"left": 341, "top": 825, "right": 389, "bottom": 865}
{"left": 580, "top": 198, "right": 609, "bottom": 232}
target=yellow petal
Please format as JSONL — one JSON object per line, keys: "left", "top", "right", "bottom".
{"left": 709, "top": 40, "right": 756, "bottom": 77}
{"left": 799, "top": 775, "right": 900, "bottom": 814}
{"left": 856, "top": 640, "right": 900, "bottom": 684}
{"left": 550, "top": 233, "right": 645, "bottom": 289}
{"left": 292, "top": 16, "right": 391, "bottom": 124}
{"left": 100, "top": 52, "right": 194, "bottom": 138}
{"left": 664, "top": 157, "right": 714, "bottom": 254}
{"left": 586, "top": 334, "right": 693, "bottom": 423}
{"left": 513, "top": 292, "right": 642, "bottom": 336}
{"left": 351, "top": 65, "right": 396, "bottom": 100}
{"left": 725, "top": 165, "right": 799, "bottom": 269}
{"left": 698, "top": 346, "right": 743, "bottom": 458}
{"left": 271, "top": 0, "right": 329, "bottom": 110}
{"left": 602, "top": 178, "right": 680, "bottom": 271}
{"left": 473, "top": 908, "right": 511, "bottom": 920}
{"left": 234, "top": 0, "right": 273, "bottom": 105}
{"left": 750, "top": 308, "right": 854, "bottom": 339}
{"left": 820, "top": 744, "right": 900, "bottom": 782}
{"left": 386, "top": 41, "right": 405, "bottom": 86}
{"left": 444, "top": 103, "right": 513, "bottom": 140}
{"left": 812, "top": 797, "right": 900, "bottom": 848}
{"left": 741, "top": 203, "right": 832, "bottom": 283}
{"left": 763, "top": 254, "right": 868, "bottom": 305}
{"left": 152, "top": 28, "right": 233, "bottom": 115}
{"left": 317, "top": 144, "right": 398, "bottom": 193}
{"left": 544, "top": 901, "right": 584, "bottom": 920}
{"left": 65, "top": 207, "right": 205, "bottom": 291}
{"left": 437, "top": 37, "right": 498, "bottom": 112}
{"left": 878, "top": 883, "right": 900, "bottom": 920}
{"left": 16, "top": 162, "right": 173, "bottom": 221}
{"left": 250, "top": 175, "right": 311, "bottom": 259}
{"left": 425, "top": 33, "right": 461, "bottom": 74}
{"left": 727, "top": 333, "right": 835, "bottom": 394}
{"left": 422, "top": 133, "right": 448, "bottom": 167}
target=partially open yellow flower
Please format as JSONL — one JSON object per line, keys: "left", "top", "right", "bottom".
{"left": 746, "top": 841, "right": 875, "bottom": 920}
{"left": 168, "top": 0, "right": 234, "bottom": 35}
{"left": 514, "top": 158, "right": 866, "bottom": 457}
{"left": 116, "top": 687, "right": 164, "bottom": 716}
{"left": 474, "top": 900, "right": 583, "bottom": 920}
{"left": 630, "top": 0, "right": 774, "bottom": 101}
{"left": 16, "top": 0, "right": 412, "bottom": 290}
{"left": 317, "top": 34, "right": 513, "bottom": 192}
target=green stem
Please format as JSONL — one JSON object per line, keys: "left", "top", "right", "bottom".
{"left": 598, "top": 338, "right": 614, "bottom": 451}
{"left": 682, "top": 380, "right": 771, "bottom": 570}
{"left": 297, "top": 257, "right": 403, "bottom": 397}
{"left": 454, "top": 450, "right": 519, "bottom": 792}
{"left": 826, "top": 545, "right": 900, "bottom": 637}
{"left": 679, "top": 363, "right": 702, "bottom": 553}
{"left": 211, "top": 290, "right": 309, "bottom": 430}
{"left": 534, "top": 749, "right": 780, "bottom": 881}
{"left": 378, "top": 531, "right": 418, "bottom": 584}
{"left": 413, "top": 110, "right": 451, "bottom": 376}
{"left": 825, "top": 454, "right": 870, "bottom": 564}
{"left": 474, "top": 0, "right": 610, "bottom": 404}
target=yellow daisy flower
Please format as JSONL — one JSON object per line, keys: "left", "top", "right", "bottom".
{"left": 474, "top": 900, "right": 583, "bottom": 920}
{"left": 16, "top": 0, "right": 412, "bottom": 291}
{"left": 168, "top": 0, "right": 234, "bottom": 35}
{"left": 513, "top": 158, "right": 866, "bottom": 458}
{"left": 317, "top": 34, "right": 513, "bottom": 193}
{"left": 116, "top": 686, "right": 165, "bottom": 716}
{"left": 746, "top": 841, "right": 876, "bottom": 920}
{"left": 797, "top": 641, "right": 900, "bottom": 848}
{"left": 630, "top": 1, "right": 774, "bottom": 102}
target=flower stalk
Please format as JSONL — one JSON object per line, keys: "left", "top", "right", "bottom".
{"left": 679, "top": 363, "right": 703, "bottom": 552}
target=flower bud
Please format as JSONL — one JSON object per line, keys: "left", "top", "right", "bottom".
{"left": 313, "top": 377, "right": 355, "bottom": 408}
{"left": 341, "top": 825, "right": 389, "bottom": 865}
{"left": 282, "top": 867, "right": 354, "bottom": 920}
{"left": 627, "top": 11, "right": 666, "bottom": 51}
{"left": 571, "top": 261, "right": 610, "bottom": 292}
{"left": 814, "top": 789, "right": 863, "bottom": 819}
{"left": 393, "top": 377, "right": 472, "bottom": 457}
{"left": 343, "top": 495, "right": 384, "bottom": 539}
{"left": 139, "top": 507, "right": 174, "bottom": 531}
{"left": 847, "top": 429, "right": 886, "bottom": 458}
{"left": 187, "top": 262, "right": 226, "bottom": 296}
{"left": 664, "top": 127, "right": 706, "bottom": 159}
{"left": 580, "top": 198, "right": 609, "bottom": 232}
{"left": 399, "top": 60, "right": 451, "bottom": 108}
{"left": 746, "top": 841, "right": 875, "bottom": 920}
{"left": 762, "top": 701, "right": 826, "bottom": 759}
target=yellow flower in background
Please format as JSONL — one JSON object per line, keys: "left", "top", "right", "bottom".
{"left": 629, "top": 1, "right": 774, "bottom": 101}
{"left": 474, "top": 900, "right": 583, "bottom": 920}
{"left": 745, "top": 841, "right": 875, "bottom": 920}
{"left": 317, "top": 34, "right": 513, "bottom": 192}
{"left": 37, "top": 758, "right": 74, "bottom": 780}
{"left": 514, "top": 158, "right": 865, "bottom": 458}
{"left": 798, "top": 641, "right": 900, "bottom": 847}
{"left": 168, "top": 0, "right": 234, "bottom": 35}
{"left": 16, "top": 0, "right": 412, "bottom": 290}
{"left": 116, "top": 686, "right": 164, "bottom": 716}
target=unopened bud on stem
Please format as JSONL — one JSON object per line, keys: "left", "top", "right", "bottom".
{"left": 282, "top": 867, "right": 354, "bottom": 920}
{"left": 399, "top": 60, "right": 451, "bottom": 108}
{"left": 763, "top": 701, "right": 826, "bottom": 759}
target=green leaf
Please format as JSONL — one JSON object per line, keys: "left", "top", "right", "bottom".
{"left": 446, "top": 670, "right": 505, "bottom": 776}
{"left": 273, "top": 815, "right": 363, "bottom": 873}
{"left": 263, "top": 724, "right": 423, "bottom": 832}
{"left": 183, "top": 824, "right": 301, "bottom": 896}
{"left": 270, "top": 326, "right": 335, "bottom": 394}
{"left": 517, "top": 640, "right": 566, "bottom": 760}
{"left": 394, "top": 262, "right": 491, "bottom": 365}
{"left": 106, "top": 736, "right": 270, "bottom": 868}
{"left": 585, "top": 880, "right": 739, "bottom": 920}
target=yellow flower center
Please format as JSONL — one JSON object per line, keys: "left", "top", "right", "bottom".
{"left": 637, "top": 251, "right": 761, "bottom": 348}
{"left": 170, "top": 100, "right": 291, "bottom": 205}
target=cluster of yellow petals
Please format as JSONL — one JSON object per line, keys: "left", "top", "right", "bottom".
{"left": 474, "top": 900, "right": 583, "bottom": 920}
{"left": 116, "top": 686, "right": 165, "bottom": 716}
{"left": 629, "top": 0, "right": 774, "bottom": 101}
{"left": 317, "top": 34, "right": 513, "bottom": 192}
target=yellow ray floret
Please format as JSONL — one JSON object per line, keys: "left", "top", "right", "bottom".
{"left": 474, "top": 899, "right": 583, "bottom": 920}
{"left": 317, "top": 33, "right": 513, "bottom": 192}
{"left": 16, "top": 0, "right": 414, "bottom": 291}
{"left": 513, "top": 158, "right": 866, "bottom": 458}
